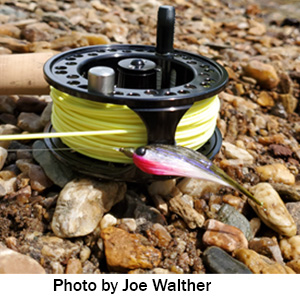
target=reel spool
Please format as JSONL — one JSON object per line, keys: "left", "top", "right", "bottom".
{"left": 43, "top": 5, "right": 228, "bottom": 181}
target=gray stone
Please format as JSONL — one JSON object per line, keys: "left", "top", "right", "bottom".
{"left": 40, "top": 102, "right": 52, "bottom": 127}
{"left": 42, "top": 13, "right": 73, "bottom": 27}
{"left": 17, "top": 112, "right": 43, "bottom": 133}
{"left": 217, "top": 204, "right": 252, "bottom": 240}
{"left": 32, "top": 140, "right": 75, "bottom": 188}
{"left": 272, "top": 183, "right": 300, "bottom": 202}
{"left": 0, "top": 95, "right": 16, "bottom": 114}
{"left": 51, "top": 178, "right": 126, "bottom": 238}
{"left": 202, "top": 246, "right": 252, "bottom": 274}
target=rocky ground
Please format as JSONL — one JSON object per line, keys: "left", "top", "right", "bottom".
{"left": 0, "top": 0, "right": 300, "bottom": 274}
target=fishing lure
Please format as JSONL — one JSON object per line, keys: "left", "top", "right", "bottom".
{"left": 120, "top": 144, "right": 264, "bottom": 207}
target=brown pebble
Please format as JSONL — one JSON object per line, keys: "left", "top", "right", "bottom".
{"left": 233, "top": 248, "right": 295, "bottom": 274}
{"left": 243, "top": 60, "right": 280, "bottom": 89}
{"left": 65, "top": 258, "right": 83, "bottom": 274}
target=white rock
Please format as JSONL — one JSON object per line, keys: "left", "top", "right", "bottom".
{"left": 0, "top": 147, "right": 7, "bottom": 170}
{"left": 120, "top": 218, "right": 137, "bottom": 232}
{"left": 249, "top": 183, "right": 296, "bottom": 237}
{"left": 280, "top": 236, "right": 300, "bottom": 261}
{"left": 51, "top": 179, "right": 126, "bottom": 238}
{"left": 222, "top": 141, "right": 254, "bottom": 164}
{"left": 100, "top": 214, "right": 117, "bottom": 230}
{"left": 177, "top": 177, "right": 221, "bottom": 198}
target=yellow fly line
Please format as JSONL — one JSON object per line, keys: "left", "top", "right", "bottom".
{"left": 0, "top": 86, "right": 220, "bottom": 164}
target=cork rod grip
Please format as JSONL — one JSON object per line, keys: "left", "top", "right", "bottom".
{"left": 0, "top": 52, "right": 53, "bottom": 95}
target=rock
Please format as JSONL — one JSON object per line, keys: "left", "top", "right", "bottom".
{"left": 273, "top": 183, "right": 300, "bottom": 202}
{"left": 79, "top": 246, "right": 91, "bottom": 263}
{"left": 0, "top": 47, "right": 12, "bottom": 54}
{"left": 169, "top": 194, "right": 205, "bottom": 229}
{"left": 222, "top": 194, "right": 246, "bottom": 212}
{"left": 177, "top": 178, "right": 221, "bottom": 198}
{"left": 217, "top": 204, "right": 252, "bottom": 240}
{"left": 0, "top": 177, "right": 17, "bottom": 197}
{"left": 0, "top": 24, "right": 21, "bottom": 38}
{"left": 243, "top": 60, "right": 280, "bottom": 89}
{"left": 152, "top": 194, "right": 168, "bottom": 215}
{"left": 248, "top": 19, "right": 266, "bottom": 36}
{"left": 120, "top": 218, "right": 137, "bottom": 232}
{"left": 37, "top": 0, "right": 59, "bottom": 12}
{"left": 0, "top": 244, "right": 45, "bottom": 274}
{"left": 256, "top": 163, "right": 295, "bottom": 185}
{"left": 0, "top": 36, "right": 30, "bottom": 52}
{"left": 0, "top": 96, "right": 16, "bottom": 114}
{"left": 258, "top": 134, "right": 285, "bottom": 145}
{"left": 202, "top": 246, "right": 252, "bottom": 274}
{"left": 129, "top": 268, "right": 174, "bottom": 274}
{"left": 270, "top": 102, "right": 288, "bottom": 119}
{"left": 0, "top": 113, "right": 17, "bottom": 125}
{"left": 50, "top": 31, "right": 109, "bottom": 50}
{"left": 278, "top": 94, "right": 298, "bottom": 113}
{"left": 286, "top": 202, "right": 300, "bottom": 234}
{"left": 28, "top": 164, "right": 52, "bottom": 191}
{"left": 280, "top": 236, "right": 300, "bottom": 260}
{"left": 249, "top": 183, "right": 297, "bottom": 237}
{"left": 222, "top": 141, "right": 254, "bottom": 165}
{"left": 101, "top": 227, "right": 161, "bottom": 272}
{"left": 16, "top": 96, "right": 47, "bottom": 113}
{"left": 38, "top": 235, "right": 81, "bottom": 261}
{"left": 249, "top": 237, "right": 284, "bottom": 264}
{"left": 100, "top": 214, "right": 118, "bottom": 230}
{"left": 40, "top": 102, "right": 52, "bottom": 127}
{"left": 269, "top": 144, "right": 293, "bottom": 158}
{"left": 233, "top": 248, "right": 295, "bottom": 274}
{"left": 111, "top": 191, "right": 165, "bottom": 231}
{"left": 65, "top": 258, "right": 82, "bottom": 274}
{"left": 278, "top": 72, "right": 293, "bottom": 94}
{"left": 257, "top": 91, "right": 275, "bottom": 107}
{"left": 148, "top": 179, "right": 176, "bottom": 196}
{"left": 50, "top": 261, "right": 64, "bottom": 274}
{"left": 16, "top": 159, "right": 53, "bottom": 192}
{"left": 203, "top": 219, "right": 248, "bottom": 252}
{"left": 149, "top": 223, "right": 172, "bottom": 248}
{"left": 286, "top": 259, "right": 300, "bottom": 273}
{"left": 17, "top": 112, "right": 43, "bottom": 133}
{"left": 22, "top": 22, "right": 53, "bottom": 42}
{"left": 42, "top": 13, "right": 73, "bottom": 27}
{"left": 32, "top": 140, "right": 75, "bottom": 188}
{"left": 51, "top": 179, "right": 126, "bottom": 237}
{"left": 0, "top": 147, "right": 7, "bottom": 171}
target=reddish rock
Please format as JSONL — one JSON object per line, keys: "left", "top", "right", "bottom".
{"left": 101, "top": 227, "right": 161, "bottom": 272}
{"left": 0, "top": 245, "right": 45, "bottom": 274}
{"left": 203, "top": 219, "right": 248, "bottom": 252}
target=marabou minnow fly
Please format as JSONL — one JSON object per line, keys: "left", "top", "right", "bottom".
{"left": 120, "top": 144, "right": 264, "bottom": 207}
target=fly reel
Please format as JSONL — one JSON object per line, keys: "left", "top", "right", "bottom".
{"left": 43, "top": 6, "right": 228, "bottom": 181}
